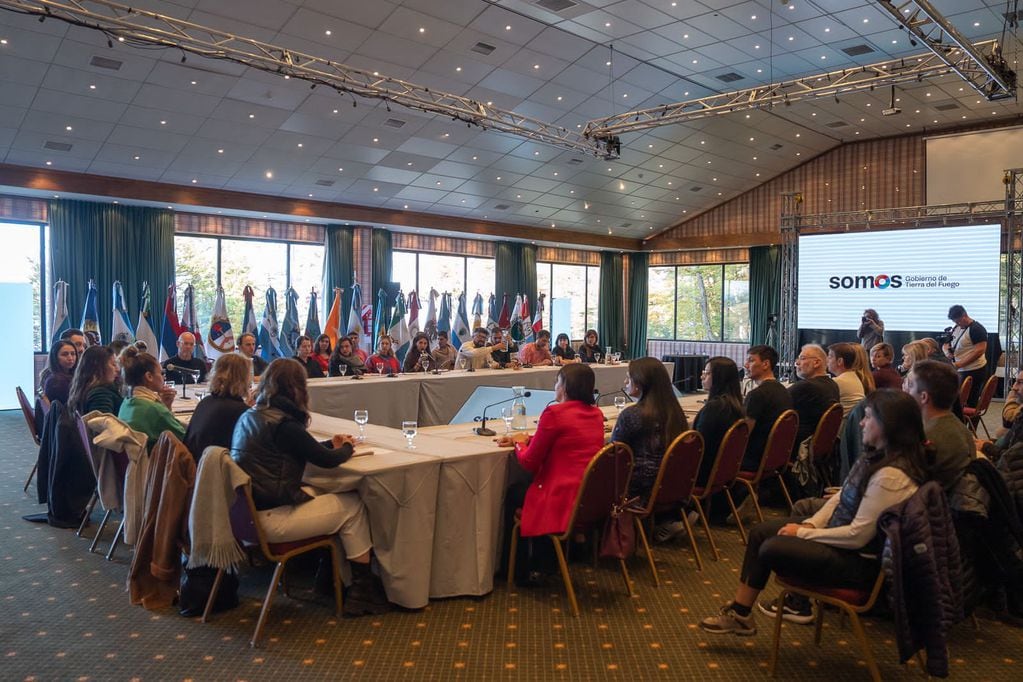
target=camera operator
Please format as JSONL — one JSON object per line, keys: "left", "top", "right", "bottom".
{"left": 857, "top": 309, "right": 884, "bottom": 350}
{"left": 943, "top": 304, "right": 988, "bottom": 407}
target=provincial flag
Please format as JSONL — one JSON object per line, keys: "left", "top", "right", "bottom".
{"left": 240, "top": 286, "right": 257, "bottom": 336}
{"left": 181, "top": 284, "right": 206, "bottom": 363}
{"left": 471, "top": 292, "right": 483, "bottom": 331}
{"left": 50, "top": 280, "right": 70, "bottom": 346}
{"left": 111, "top": 281, "right": 135, "bottom": 343}
{"left": 520, "top": 294, "right": 532, "bottom": 343}
{"left": 279, "top": 287, "right": 301, "bottom": 357}
{"left": 345, "top": 282, "right": 363, "bottom": 343}
{"left": 304, "top": 288, "right": 322, "bottom": 339}
{"left": 406, "top": 290, "right": 420, "bottom": 340}
{"left": 424, "top": 288, "right": 439, "bottom": 340}
{"left": 324, "top": 287, "right": 342, "bottom": 347}
{"left": 389, "top": 290, "right": 410, "bottom": 362}
{"left": 258, "top": 287, "right": 283, "bottom": 362}
{"left": 452, "top": 291, "right": 471, "bottom": 349}
{"left": 509, "top": 294, "right": 523, "bottom": 341}
{"left": 159, "top": 283, "right": 183, "bottom": 362}
{"left": 498, "top": 293, "right": 511, "bottom": 329}
{"left": 205, "top": 286, "right": 234, "bottom": 360}
{"left": 437, "top": 291, "right": 451, "bottom": 335}
{"left": 373, "top": 287, "right": 389, "bottom": 345}
{"left": 135, "top": 282, "right": 159, "bottom": 355}
{"left": 532, "top": 293, "right": 546, "bottom": 337}
{"left": 359, "top": 303, "right": 373, "bottom": 354}
{"left": 486, "top": 293, "right": 498, "bottom": 332}
{"left": 80, "top": 279, "right": 102, "bottom": 345}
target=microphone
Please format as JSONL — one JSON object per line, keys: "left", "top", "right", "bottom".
{"left": 594, "top": 388, "right": 634, "bottom": 405}
{"left": 474, "top": 390, "right": 532, "bottom": 436}
{"left": 165, "top": 364, "right": 201, "bottom": 382}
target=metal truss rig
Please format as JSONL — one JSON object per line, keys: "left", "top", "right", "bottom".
{"left": 584, "top": 39, "right": 1010, "bottom": 140}
{"left": 0, "top": 0, "right": 620, "bottom": 159}
{"left": 1005, "top": 170, "right": 1023, "bottom": 394}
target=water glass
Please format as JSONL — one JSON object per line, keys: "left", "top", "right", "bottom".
{"left": 339, "top": 363, "right": 348, "bottom": 377}
{"left": 354, "top": 409, "right": 369, "bottom": 442}
{"left": 613, "top": 395, "right": 627, "bottom": 413}
{"left": 421, "top": 355, "right": 431, "bottom": 373}
{"left": 500, "top": 406, "right": 514, "bottom": 434}
{"left": 402, "top": 420, "right": 418, "bottom": 449}
{"left": 377, "top": 363, "right": 387, "bottom": 376}
{"left": 593, "top": 353, "right": 602, "bottom": 365}
{"left": 613, "top": 352, "right": 622, "bottom": 364}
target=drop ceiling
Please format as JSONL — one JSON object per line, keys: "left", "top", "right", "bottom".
{"left": 0, "top": 0, "right": 1019, "bottom": 241}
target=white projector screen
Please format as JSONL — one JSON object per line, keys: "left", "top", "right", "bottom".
{"left": 797, "top": 224, "right": 1000, "bottom": 332}
{"left": 926, "top": 126, "right": 1023, "bottom": 205}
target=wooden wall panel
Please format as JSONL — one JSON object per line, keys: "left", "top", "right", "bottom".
{"left": 175, "top": 212, "right": 325, "bottom": 243}
{"left": 536, "top": 246, "right": 601, "bottom": 265}
{"left": 649, "top": 248, "right": 749, "bottom": 266}
{"left": 393, "top": 233, "right": 495, "bottom": 257}
{"left": 0, "top": 195, "right": 47, "bottom": 223}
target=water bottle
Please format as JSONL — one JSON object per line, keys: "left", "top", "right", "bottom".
{"left": 511, "top": 385, "right": 528, "bottom": 431}
{"left": 605, "top": 346, "right": 613, "bottom": 365}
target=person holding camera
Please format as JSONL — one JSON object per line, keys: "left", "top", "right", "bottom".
{"left": 857, "top": 309, "right": 884, "bottom": 350}
{"left": 943, "top": 304, "right": 988, "bottom": 407}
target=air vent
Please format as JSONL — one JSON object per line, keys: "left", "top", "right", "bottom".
{"left": 44, "top": 140, "right": 72, "bottom": 152}
{"left": 689, "top": 185, "right": 703, "bottom": 192}
{"left": 841, "top": 44, "right": 875, "bottom": 57}
{"left": 471, "top": 42, "right": 496, "bottom": 56}
{"left": 620, "top": 222, "right": 632, "bottom": 228}
{"left": 90, "top": 55, "right": 123, "bottom": 71}
{"left": 567, "top": 158, "right": 583, "bottom": 165}
{"left": 494, "top": 203, "right": 511, "bottom": 210}
{"left": 934, "top": 102, "right": 960, "bottom": 111}
{"left": 825, "top": 120, "right": 850, "bottom": 128}
{"left": 769, "top": 143, "right": 784, "bottom": 151}
{"left": 1004, "top": 10, "right": 1023, "bottom": 21}
{"left": 535, "top": 0, "right": 577, "bottom": 13}
{"left": 715, "top": 72, "right": 744, "bottom": 83}
{"left": 383, "top": 118, "right": 406, "bottom": 129}
{"left": 314, "top": 179, "right": 335, "bottom": 187}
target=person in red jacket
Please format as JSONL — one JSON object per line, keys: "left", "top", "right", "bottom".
{"left": 498, "top": 363, "right": 605, "bottom": 585}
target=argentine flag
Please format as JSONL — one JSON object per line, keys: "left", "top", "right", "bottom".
{"left": 50, "top": 280, "right": 70, "bottom": 346}
{"left": 258, "top": 286, "right": 283, "bottom": 362}
{"left": 135, "top": 282, "right": 159, "bottom": 355}
{"left": 452, "top": 291, "right": 470, "bottom": 349}
{"left": 389, "top": 290, "right": 410, "bottom": 362}
{"left": 111, "top": 281, "right": 135, "bottom": 343}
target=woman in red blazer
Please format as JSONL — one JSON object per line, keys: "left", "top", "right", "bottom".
{"left": 498, "top": 363, "right": 605, "bottom": 584}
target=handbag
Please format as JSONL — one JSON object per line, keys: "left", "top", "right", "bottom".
{"left": 790, "top": 435, "right": 818, "bottom": 487}
{"left": 599, "top": 496, "right": 638, "bottom": 559}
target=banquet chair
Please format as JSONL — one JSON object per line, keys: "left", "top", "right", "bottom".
{"left": 962, "top": 374, "right": 998, "bottom": 437}
{"left": 958, "top": 375, "right": 974, "bottom": 410}
{"left": 627, "top": 430, "right": 705, "bottom": 581}
{"left": 732, "top": 410, "right": 800, "bottom": 522}
{"left": 76, "top": 413, "right": 131, "bottom": 556}
{"left": 16, "top": 386, "right": 40, "bottom": 492}
{"left": 690, "top": 420, "right": 750, "bottom": 556}
{"left": 809, "top": 402, "right": 844, "bottom": 489}
{"left": 506, "top": 442, "right": 634, "bottom": 617}
{"left": 202, "top": 479, "right": 343, "bottom": 647}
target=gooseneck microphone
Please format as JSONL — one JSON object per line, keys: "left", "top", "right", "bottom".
{"left": 594, "top": 388, "right": 635, "bottom": 404}
{"left": 474, "top": 390, "right": 533, "bottom": 436}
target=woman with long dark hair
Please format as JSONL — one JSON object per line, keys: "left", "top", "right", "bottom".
{"left": 578, "top": 329, "right": 601, "bottom": 363}
{"left": 311, "top": 334, "right": 332, "bottom": 374}
{"left": 402, "top": 332, "right": 432, "bottom": 373}
{"left": 40, "top": 340, "right": 78, "bottom": 405}
{"left": 68, "top": 345, "right": 122, "bottom": 415}
{"left": 611, "top": 357, "right": 688, "bottom": 500}
{"left": 694, "top": 356, "right": 745, "bottom": 487}
{"left": 293, "top": 335, "right": 324, "bottom": 379}
{"left": 700, "top": 389, "right": 931, "bottom": 636}
{"left": 328, "top": 336, "right": 366, "bottom": 376}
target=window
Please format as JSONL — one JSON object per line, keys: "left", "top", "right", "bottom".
{"left": 646, "top": 262, "right": 750, "bottom": 343}
{"left": 535, "top": 262, "right": 599, "bottom": 339}
{"left": 389, "top": 251, "right": 495, "bottom": 309}
{"left": 1, "top": 222, "right": 45, "bottom": 351}
{"left": 174, "top": 235, "right": 323, "bottom": 331}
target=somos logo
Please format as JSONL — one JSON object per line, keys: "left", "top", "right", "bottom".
{"left": 828, "top": 274, "right": 903, "bottom": 290}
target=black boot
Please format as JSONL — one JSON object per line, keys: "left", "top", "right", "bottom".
{"left": 344, "top": 561, "right": 391, "bottom": 617}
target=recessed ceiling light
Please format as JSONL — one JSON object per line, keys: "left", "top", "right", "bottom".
{"left": 862, "top": 18, "right": 869, "bottom": 23}
{"left": 217, "top": 148, "right": 224, "bottom": 154}
{"left": 338, "top": 168, "right": 343, "bottom": 172}
{"left": 248, "top": 113, "right": 254, "bottom": 118}
{"left": 160, "top": 120, "right": 166, "bottom": 125}
{"left": 0, "top": 39, "right": 6, "bottom": 45}
{"left": 45, "top": 160, "right": 52, "bottom": 166}
{"left": 787, "top": 36, "right": 794, "bottom": 41}
{"left": 332, "top": 109, "right": 338, "bottom": 114}
{"left": 605, "top": 22, "right": 611, "bottom": 27}
{"left": 297, "top": 143, "right": 303, "bottom": 147}
{"left": 404, "top": 204, "right": 409, "bottom": 209}
{"left": 496, "top": 176, "right": 502, "bottom": 180}
{"left": 372, "top": 138, "right": 378, "bottom": 142}
{"left": 533, "top": 64, "right": 540, "bottom": 69}
{"left": 65, "top": 125, "right": 72, "bottom": 131}
{"left": 373, "top": 187, "right": 379, "bottom": 192}
{"left": 455, "top": 66, "right": 461, "bottom": 72}
{"left": 190, "top": 80, "right": 197, "bottom": 85}
{"left": 556, "top": 96, "right": 562, "bottom": 101}
{"left": 89, "top": 84, "right": 96, "bottom": 89}
{"left": 505, "top": 25, "right": 511, "bottom": 31}
{"left": 605, "top": 61, "right": 611, "bottom": 66}
{"left": 191, "top": 178, "right": 197, "bottom": 183}
{"left": 265, "top": 171, "right": 273, "bottom": 179}
{"left": 308, "top": 193, "right": 313, "bottom": 197}
{"left": 471, "top": 156, "right": 477, "bottom": 160}
{"left": 754, "top": 44, "right": 760, "bottom": 49}
{"left": 683, "top": 33, "right": 689, "bottom": 39}
{"left": 824, "top": 27, "right": 830, "bottom": 33}
{"left": 751, "top": 14, "right": 757, "bottom": 20}
{"left": 407, "top": 162, "right": 412, "bottom": 166}
{"left": 418, "top": 27, "right": 425, "bottom": 33}
{"left": 534, "top": 150, "right": 540, "bottom": 155}
{"left": 325, "top": 29, "right": 331, "bottom": 36}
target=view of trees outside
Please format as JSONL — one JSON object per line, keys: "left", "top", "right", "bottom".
{"left": 391, "top": 251, "right": 496, "bottom": 309}
{"left": 392, "top": 251, "right": 417, "bottom": 296}
{"left": 647, "top": 263, "right": 750, "bottom": 343}
{"left": 466, "top": 257, "right": 496, "bottom": 306}
{"left": 536, "top": 262, "right": 599, "bottom": 339}
{"left": 2, "top": 222, "right": 43, "bottom": 349}
{"left": 289, "top": 243, "right": 326, "bottom": 312}
{"left": 419, "top": 254, "right": 467, "bottom": 299}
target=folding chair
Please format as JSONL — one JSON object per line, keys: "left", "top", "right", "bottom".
{"left": 690, "top": 420, "right": 750, "bottom": 556}
{"left": 506, "top": 442, "right": 634, "bottom": 616}
{"left": 809, "top": 402, "right": 844, "bottom": 490}
{"left": 962, "top": 374, "right": 998, "bottom": 437}
{"left": 732, "top": 410, "right": 799, "bottom": 523}
{"left": 16, "top": 386, "right": 40, "bottom": 492}
{"left": 627, "top": 430, "right": 705, "bottom": 580}
{"left": 958, "top": 375, "right": 973, "bottom": 410}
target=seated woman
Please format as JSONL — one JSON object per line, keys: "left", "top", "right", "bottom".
{"left": 694, "top": 357, "right": 745, "bottom": 487}
{"left": 183, "top": 354, "right": 252, "bottom": 461}
{"left": 578, "top": 329, "right": 601, "bottom": 364}
{"left": 40, "top": 339, "right": 78, "bottom": 405}
{"left": 117, "top": 346, "right": 186, "bottom": 449}
{"left": 293, "top": 335, "right": 324, "bottom": 379}
{"left": 611, "top": 357, "right": 688, "bottom": 501}
{"left": 366, "top": 335, "right": 401, "bottom": 375}
{"left": 311, "top": 334, "right": 332, "bottom": 375}
{"left": 68, "top": 345, "right": 122, "bottom": 416}
{"left": 497, "top": 364, "right": 605, "bottom": 585}
{"left": 329, "top": 336, "right": 366, "bottom": 376}
{"left": 402, "top": 332, "right": 432, "bottom": 373}
{"left": 900, "top": 340, "right": 930, "bottom": 376}
{"left": 849, "top": 343, "right": 876, "bottom": 396}
{"left": 552, "top": 333, "right": 581, "bottom": 366}
{"left": 700, "top": 389, "right": 929, "bottom": 636}
{"left": 231, "top": 358, "right": 388, "bottom": 616}
{"left": 870, "top": 343, "right": 903, "bottom": 390}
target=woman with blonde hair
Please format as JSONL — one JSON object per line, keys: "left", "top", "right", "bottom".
{"left": 849, "top": 343, "right": 876, "bottom": 395}
{"left": 183, "top": 353, "right": 252, "bottom": 461}
{"left": 900, "top": 341, "right": 930, "bottom": 375}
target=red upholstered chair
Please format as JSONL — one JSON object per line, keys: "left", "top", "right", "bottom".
{"left": 769, "top": 571, "right": 889, "bottom": 682}
{"left": 202, "top": 481, "right": 344, "bottom": 647}
{"left": 690, "top": 420, "right": 750, "bottom": 557}
{"left": 958, "top": 375, "right": 973, "bottom": 411}
{"left": 627, "top": 430, "right": 705, "bottom": 580}
{"left": 733, "top": 410, "right": 799, "bottom": 522}
{"left": 962, "top": 374, "right": 998, "bottom": 437}
{"left": 809, "top": 402, "right": 844, "bottom": 489}
{"left": 506, "top": 442, "right": 634, "bottom": 616}
{"left": 16, "top": 386, "right": 40, "bottom": 492}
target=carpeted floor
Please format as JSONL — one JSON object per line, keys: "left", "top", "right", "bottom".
{"left": 1, "top": 408, "right": 1019, "bottom": 681}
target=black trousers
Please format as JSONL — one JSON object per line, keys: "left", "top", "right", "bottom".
{"left": 740, "top": 517, "right": 880, "bottom": 591}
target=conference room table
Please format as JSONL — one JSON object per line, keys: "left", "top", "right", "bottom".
{"left": 305, "top": 363, "right": 648, "bottom": 428}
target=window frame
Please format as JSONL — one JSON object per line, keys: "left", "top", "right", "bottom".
{"left": 535, "top": 261, "right": 600, "bottom": 340}
{"left": 3, "top": 220, "right": 48, "bottom": 352}
{"left": 391, "top": 250, "right": 495, "bottom": 300}
{"left": 174, "top": 233, "right": 321, "bottom": 289}
{"left": 646, "top": 262, "right": 750, "bottom": 344}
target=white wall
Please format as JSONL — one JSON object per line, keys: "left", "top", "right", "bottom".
{"left": 926, "top": 126, "right": 1023, "bottom": 204}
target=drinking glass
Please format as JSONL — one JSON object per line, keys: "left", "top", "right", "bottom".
{"left": 339, "top": 363, "right": 348, "bottom": 377}
{"left": 613, "top": 352, "right": 622, "bottom": 364}
{"left": 354, "top": 410, "right": 369, "bottom": 442}
{"left": 593, "top": 353, "right": 602, "bottom": 365}
{"left": 402, "top": 420, "right": 418, "bottom": 449}
{"left": 421, "top": 355, "right": 431, "bottom": 373}
{"left": 500, "top": 406, "right": 514, "bottom": 434}
{"left": 613, "top": 395, "right": 627, "bottom": 413}
{"left": 377, "top": 362, "right": 387, "bottom": 376}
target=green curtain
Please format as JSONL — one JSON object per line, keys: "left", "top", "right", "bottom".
{"left": 749, "top": 245, "right": 781, "bottom": 347}
{"left": 323, "top": 224, "right": 355, "bottom": 323}
{"left": 49, "top": 199, "right": 174, "bottom": 345}
{"left": 494, "top": 242, "right": 537, "bottom": 312}
{"left": 598, "top": 251, "right": 625, "bottom": 354}
{"left": 626, "top": 252, "right": 648, "bottom": 359}
{"left": 370, "top": 228, "right": 393, "bottom": 328}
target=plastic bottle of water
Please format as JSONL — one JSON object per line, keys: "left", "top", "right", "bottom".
{"left": 511, "top": 385, "right": 528, "bottom": 431}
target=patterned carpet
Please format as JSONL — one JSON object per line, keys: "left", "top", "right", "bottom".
{"left": 1, "top": 409, "right": 1019, "bottom": 681}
